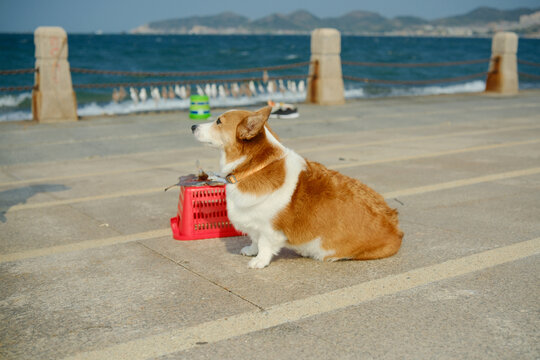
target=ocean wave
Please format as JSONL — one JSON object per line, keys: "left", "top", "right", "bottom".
{"left": 0, "top": 110, "right": 32, "bottom": 121}
{"left": 74, "top": 81, "right": 485, "bottom": 118}
{"left": 0, "top": 92, "right": 32, "bottom": 108}
{"left": 77, "top": 91, "right": 307, "bottom": 118}
{"left": 344, "top": 80, "right": 485, "bottom": 99}
{"left": 389, "top": 80, "right": 485, "bottom": 97}
{"left": 0, "top": 80, "right": 489, "bottom": 122}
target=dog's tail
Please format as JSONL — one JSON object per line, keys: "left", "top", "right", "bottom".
{"left": 388, "top": 208, "right": 404, "bottom": 239}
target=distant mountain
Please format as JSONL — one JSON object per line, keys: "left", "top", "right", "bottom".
{"left": 326, "top": 11, "right": 391, "bottom": 33}
{"left": 250, "top": 10, "right": 321, "bottom": 32}
{"left": 390, "top": 16, "right": 429, "bottom": 28}
{"left": 130, "top": 7, "right": 540, "bottom": 36}
{"left": 134, "top": 12, "right": 251, "bottom": 34}
{"left": 433, "top": 6, "right": 536, "bottom": 26}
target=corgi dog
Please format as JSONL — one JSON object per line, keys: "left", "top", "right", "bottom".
{"left": 191, "top": 106, "right": 403, "bottom": 268}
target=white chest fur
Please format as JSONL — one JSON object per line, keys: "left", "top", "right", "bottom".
{"left": 226, "top": 150, "right": 305, "bottom": 235}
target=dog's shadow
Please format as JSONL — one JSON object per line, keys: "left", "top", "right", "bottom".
{"left": 222, "top": 235, "right": 301, "bottom": 260}
{"left": 0, "top": 184, "right": 69, "bottom": 222}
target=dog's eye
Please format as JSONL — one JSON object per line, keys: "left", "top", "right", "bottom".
{"left": 216, "top": 118, "right": 222, "bottom": 125}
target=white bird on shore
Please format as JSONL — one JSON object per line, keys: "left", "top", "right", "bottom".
{"left": 258, "top": 82, "right": 265, "bottom": 94}
{"left": 278, "top": 79, "right": 286, "bottom": 93}
{"left": 204, "top": 84, "right": 212, "bottom": 97}
{"left": 249, "top": 81, "right": 257, "bottom": 95}
{"left": 174, "top": 85, "right": 182, "bottom": 98}
{"left": 139, "top": 88, "right": 148, "bottom": 102}
{"left": 298, "top": 80, "right": 305, "bottom": 93}
{"left": 289, "top": 80, "right": 297, "bottom": 93}
{"left": 151, "top": 86, "right": 161, "bottom": 104}
{"left": 196, "top": 85, "right": 204, "bottom": 96}
{"left": 129, "top": 87, "right": 139, "bottom": 104}
{"left": 168, "top": 86, "right": 176, "bottom": 99}
{"left": 242, "top": 82, "right": 252, "bottom": 97}
{"left": 218, "top": 84, "right": 226, "bottom": 98}
{"left": 112, "top": 88, "right": 120, "bottom": 103}
{"left": 267, "top": 81, "right": 275, "bottom": 94}
{"left": 118, "top": 87, "right": 127, "bottom": 101}
{"left": 180, "top": 85, "right": 187, "bottom": 99}
{"left": 211, "top": 83, "right": 218, "bottom": 98}
{"left": 231, "top": 83, "right": 240, "bottom": 97}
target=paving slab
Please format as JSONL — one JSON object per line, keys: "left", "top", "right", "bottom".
{"left": 161, "top": 256, "right": 539, "bottom": 360}
{"left": 0, "top": 241, "right": 256, "bottom": 360}
{"left": 405, "top": 176, "right": 540, "bottom": 231}
{"left": 0, "top": 91, "right": 539, "bottom": 359}
{"left": 69, "top": 192, "right": 179, "bottom": 235}
{"left": 0, "top": 204, "right": 121, "bottom": 254}
{"left": 342, "top": 143, "right": 540, "bottom": 193}
{"left": 289, "top": 255, "right": 540, "bottom": 360}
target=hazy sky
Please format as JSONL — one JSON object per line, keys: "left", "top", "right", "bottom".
{"left": 1, "top": 0, "right": 539, "bottom": 33}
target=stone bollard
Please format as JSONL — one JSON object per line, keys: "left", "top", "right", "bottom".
{"left": 307, "top": 28, "right": 345, "bottom": 105}
{"left": 485, "top": 32, "right": 519, "bottom": 95}
{"left": 32, "top": 27, "right": 78, "bottom": 122}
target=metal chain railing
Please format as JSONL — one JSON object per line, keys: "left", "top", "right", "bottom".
{"left": 1, "top": 63, "right": 311, "bottom": 92}
{"left": 0, "top": 68, "right": 37, "bottom": 75}
{"left": 519, "top": 72, "right": 540, "bottom": 80}
{"left": 518, "top": 59, "right": 540, "bottom": 67}
{"left": 342, "top": 58, "right": 490, "bottom": 68}
{"left": 70, "top": 61, "right": 311, "bottom": 77}
{"left": 0, "top": 68, "right": 37, "bottom": 92}
{"left": 2, "top": 57, "right": 539, "bottom": 93}
{"left": 517, "top": 59, "right": 540, "bottom": 81}
{"left": 73, "top": 74, "right": 308, "bottom": 89}
{"left": 0, "top": 85, "right": 36, "bottom": 92}
{"left": 343, "top": 72, "right": 488, "bottom": 85}
{"left": 342, "top": 57, "right": 491, "bottom": 86}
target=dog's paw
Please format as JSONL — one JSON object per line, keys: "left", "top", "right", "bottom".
{"left": 240, "top": 245, "right": 258, "bottom": 257}
{"left": 248, "top": 256, "right": 270, "bottom": 269}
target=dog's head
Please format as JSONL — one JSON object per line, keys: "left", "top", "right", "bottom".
{"left": 191, "top": 106, "right": 283, "bottom": 174}
{"left": 191, "top": 106, "right": 273, "bottom": 149}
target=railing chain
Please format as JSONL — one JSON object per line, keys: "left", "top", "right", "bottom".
{"left": 342, "top": 58, "right": 490, "bottom": 68}
{"left": 70, "top": 62, "right": 312, "bottom": 77}
{"left": 343, "top": 72, "right": 488, "bottom": 85}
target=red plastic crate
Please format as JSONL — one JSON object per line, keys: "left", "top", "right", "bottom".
{"left": 170, "top": 185, "right": 243, "bottom": 241}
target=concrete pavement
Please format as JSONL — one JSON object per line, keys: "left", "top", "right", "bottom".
{"left": 0, "top": 91, "right": 539, "bottom": 359}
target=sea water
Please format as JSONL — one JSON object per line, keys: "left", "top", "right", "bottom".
{"left": 0, "top": 34, "right": 539, "bottom": 121}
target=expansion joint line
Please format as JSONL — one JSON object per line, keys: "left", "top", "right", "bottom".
{"left": 136, "top": 241, "right": 265, "bottom": 312}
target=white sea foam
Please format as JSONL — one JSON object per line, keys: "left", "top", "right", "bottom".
{"left": 0, "top": 92, "right": 32, "bottom": 107}
{"left": 77, "top": 90, "right": 307, "bottom": 118}
{"left": 344, "top": 87, "right": 365, "bottom": 98}
{"left": 0, "top": 80, "right": 489, "bottom": 122}
{"left": 345, "top": 80, "right": 485, "bottom": 99}
{"left": 77, "top": 81, "right": 483, "bottom": 118}
{"left": 388, "top": 80, "right": 486, "bottom": 97}
{"left": 0, "top": 110, "right": 32, "bottom": 121}
{"left": 77, "top": 98, "right": 191, "bottom": 117}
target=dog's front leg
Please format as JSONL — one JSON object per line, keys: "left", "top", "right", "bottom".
{"left": 247, "top": 232, "right": 285, "bottom": 269}
{"left": 240, "top": 240, "right": 258, "bottom": 257}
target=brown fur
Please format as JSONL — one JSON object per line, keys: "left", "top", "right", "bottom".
{"left": 210, "top": 106, "right": 403, "bottom": 261}
{"left": 273, "top": 161, "right": 403, "bottom": 260}
{"left": 218, "top": 108, "right": 286, "bottom": 195}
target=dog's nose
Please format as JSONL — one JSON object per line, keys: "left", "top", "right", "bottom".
{"left": 191, "top": 125, "right": 198, "bottom": 133}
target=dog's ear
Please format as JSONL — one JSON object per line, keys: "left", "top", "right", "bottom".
{"left": 237, "top": 106, "right": 272, "bottom": 140}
